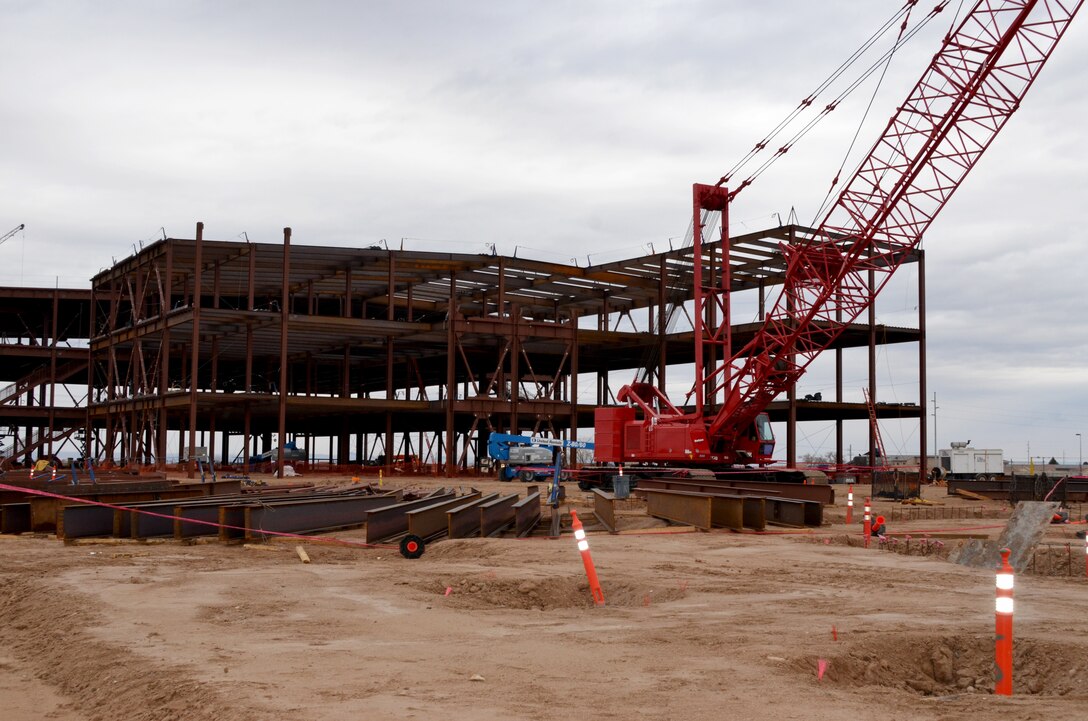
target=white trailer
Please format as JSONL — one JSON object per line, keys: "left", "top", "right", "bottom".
{"left": 937, "top": 441, "right": 1004, "bottom": 480}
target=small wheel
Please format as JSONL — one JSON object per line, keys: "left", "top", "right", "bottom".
{"left": 519, "top": 469, "right": 535, "bottom": 482}
{"left": 399, "top": 534, "right": 425, "bottom": 559}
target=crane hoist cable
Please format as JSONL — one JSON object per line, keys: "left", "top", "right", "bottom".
{"left": 720, "top": 1, "right": 918, "bottom": 187}
{"left": 633, "top": 2, "right": 944, "bottom": 386}
{"left": 813, "top": 0, "right": 969, "bottom": 224}
{"left": 726, "top": 1, "right": 951, "bottom": 200}
{"left": 638, "top": 2, "right": 948, "bottom": 392}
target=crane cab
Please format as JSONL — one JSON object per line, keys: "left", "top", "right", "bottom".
{"left": 730, "top": 412, "right": 775, "bottom": 465}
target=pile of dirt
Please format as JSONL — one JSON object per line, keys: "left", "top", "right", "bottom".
{"left": 414, "top": 572, "right": 687, "bottom": 610}
{"left": 793, "top": 634, "right": 1087, "bottom": 696}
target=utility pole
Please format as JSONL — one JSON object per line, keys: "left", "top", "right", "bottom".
{"left": 1077, "top": 433, "right": 1082, "bottom": 475}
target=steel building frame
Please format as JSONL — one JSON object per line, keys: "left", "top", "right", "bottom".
{"left": 0, "top": 221, "right": 926, "bottom": 476}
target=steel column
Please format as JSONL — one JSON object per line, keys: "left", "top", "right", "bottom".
{"left": 186, "top": 222, "right": 203, "bottom": 478}
{"left": 277, "top": 227, "right": 291, "bottom": 480}
{"left": 918, "top": 250, "right": 928, "bottom": 482}
{"left": 868, "top": 268, "right": 877, "bottom": 468}
{"left": 446, "top": 272, "right": 457, "bottom": 476}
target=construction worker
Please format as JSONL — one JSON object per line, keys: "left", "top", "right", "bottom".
{"left": 871, "top": 514, "right": 887, "bottom": 537}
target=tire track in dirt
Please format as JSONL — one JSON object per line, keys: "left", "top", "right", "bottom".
{"left": 0, "top": 570, "right": 268, "bottom": 721}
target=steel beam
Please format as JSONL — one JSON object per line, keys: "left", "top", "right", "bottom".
{"left": 644, "top": 489, "right": 712, "bottom": 529}
{"left": 365, "top": 492, "right": 456, "bottom": 544}
{"left": 59, "top": 503, "right": 119, "bottom": 539}
{"left": 123, "top": 488, "right": 377, "bottom": 538}
{"left": 742, "top": 495, "right": 766, "bottom": 531}
{"left": 176, "top": 503, "right": 226, "bottom": 539}
{"left": 759, "top": 497, "right": 822, "bottom": 527}
{"left": 636, "top": 477, "right": 834, "bottom": 505}
{"left": 948, "top": 477, "right": 1088, "bottom": 503}
{"left": 766, "top": 498, "right": 808, "bottom": 528}
{"left": 446, "top": 493, "right": 498, "bottom": 538}
{"left": 710, "top": 494, "right": 745, "bottom": 531}
{"left": 512, "top": 489, "right": 541, "bottom": 538}
{"left": 479, "top": 493, "right": 518, "bottom": 537}
{"left": 244, "top": 493, "right": 404, "bottom": 541}
{"left": 55, "top": 485, "right": 302, "bottom": 541}
{"left": 592, "top": 489, "right": 617, "bottom": 533}
{"left": 407, "top": 492, "right": 482, "bottom": 541}
{"left": 178, "top": 488, "right": 349, "bottom": 540}
{"left": 644, "top": 488, "right": 787, "bottom": 531}
{"left": 0, "top": 503, "right": 31, "bottom": 534}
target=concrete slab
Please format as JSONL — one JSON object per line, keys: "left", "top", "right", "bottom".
{"left": 948, "top": 500, "right": 1059, "bottom": 571}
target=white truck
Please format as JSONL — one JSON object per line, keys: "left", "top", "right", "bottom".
{"left": 934, "top": 441, "right": 1004, "bottom": 481}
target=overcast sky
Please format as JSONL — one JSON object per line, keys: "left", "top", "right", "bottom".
{"left": 1, "top": 1, "right": 1085, "bottom": 465}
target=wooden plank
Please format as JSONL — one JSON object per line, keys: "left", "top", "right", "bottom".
{"left": 243, "top": 543, "right": 284, "bottom": 552}
{"left": 953, "top": 488, "right": 991, "bottom": 501}
{"left": 295, "top": 545, "right": 311, "bottom": 563}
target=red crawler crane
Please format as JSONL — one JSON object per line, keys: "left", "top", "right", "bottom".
{"left": 595, "top": 0, "right": 1082, "bottom": 472}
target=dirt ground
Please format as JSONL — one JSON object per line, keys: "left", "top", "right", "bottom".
{"left": 2, "top": 476, "right": 1087, "bottom": 721}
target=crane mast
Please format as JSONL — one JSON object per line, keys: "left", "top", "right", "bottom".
{"left": 598, "top": 0, "right": 1082, "bottom": 468}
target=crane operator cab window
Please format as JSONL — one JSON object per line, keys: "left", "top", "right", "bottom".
{"left": 755, "top": 412, "right": 775, "bottom": 458}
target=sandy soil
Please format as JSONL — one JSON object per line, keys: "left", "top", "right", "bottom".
{"left": 2, "top": 478, "right": 1086, "bottom": 721}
